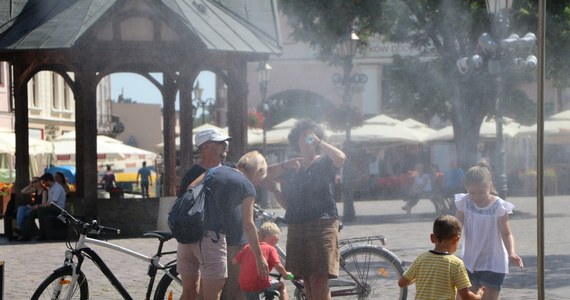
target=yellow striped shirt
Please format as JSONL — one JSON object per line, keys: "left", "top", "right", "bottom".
{"left": 403, "top": 251, "right": 471, "bottom": 300}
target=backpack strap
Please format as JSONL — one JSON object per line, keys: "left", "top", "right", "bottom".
{"left": 187, "top": 172, "right": 206, "bottom": 190}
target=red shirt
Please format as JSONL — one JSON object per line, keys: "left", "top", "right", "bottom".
{"left": 234, "top": 242, "right": 281, "bottom": 292}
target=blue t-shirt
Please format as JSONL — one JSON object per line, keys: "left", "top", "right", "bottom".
{"left": 204, "top": 166, "right": 256, "bottom": 245}
{"left": 138, "top": 167, "right": 152, "bottom": 184}
{"left": 282, "top": 155, "right": 340, "bottom": 224}
{"left": 443, "top": 168, "right": 465, "bottom": 190}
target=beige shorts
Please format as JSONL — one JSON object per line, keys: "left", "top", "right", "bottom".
{"left": 176, "top": 231, "right": 228, "bottom": 280}
{"left": 286, "top": 218, "right": 340, "bottom": 278}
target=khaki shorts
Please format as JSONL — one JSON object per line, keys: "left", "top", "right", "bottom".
{"left": 176, "top": 231, "right": 228, "bottom": 280}
{"left": 286, "top": 218, "right": 339, "bottom": 278}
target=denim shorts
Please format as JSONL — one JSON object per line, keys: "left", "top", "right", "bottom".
{"left": 467, "top": 270, "right": 505, "bottom": 290}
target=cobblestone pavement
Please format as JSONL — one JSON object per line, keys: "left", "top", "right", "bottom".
{"left": 1, "top": 196, "right": 569, "bottom": 299}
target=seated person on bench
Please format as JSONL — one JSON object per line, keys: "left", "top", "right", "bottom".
{"left": 17, "top": 177, "right": 47, "bottom": 240}
{"left": 30, "top": 173, "right": 67, "bottom": 241}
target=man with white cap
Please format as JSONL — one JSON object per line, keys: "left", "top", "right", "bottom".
{"left": 178, "top": 128, "right": 233, "bottom": 196}
{"left": 178, "top": 128, "right": 246, "bottom": 300}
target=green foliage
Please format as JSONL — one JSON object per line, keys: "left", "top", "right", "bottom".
{"left": 279, "top": 0, "right": 570, "bottom": 167}
{"left": 279, "top": 0, "right": 387, "bottom": 62}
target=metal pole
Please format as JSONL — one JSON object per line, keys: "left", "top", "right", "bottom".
{"left": 491, "top": 10, "right": 508, "bottom": 200}
{"left": 201, "top": 102, "right": 206, "bottom": 125}
{"left": 0, "top": 260, "right": 4, "bottom": 300}
{"left": 342, "top": 56, "right": 353, "bottom": 143}
{"left": 261, "top": 83, "right": 268, "bottom": 154}
{"left": 536, "top": 0, "right": 546, "bottom": 297}
{"left": 495, "top": 75, "right": 508, "bottom": 200}
{"left": 341, "top": 53, "right": 356, "bottom": 221}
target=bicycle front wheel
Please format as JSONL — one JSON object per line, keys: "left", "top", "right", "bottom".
{"left": 31, "top": 267, "right": 89, "bottom": 300}
{"left": 334, "top": 246, "right": 407, "bottom": 299}
{"left": 154, "top": 266, "right": 183, "bottom": 300}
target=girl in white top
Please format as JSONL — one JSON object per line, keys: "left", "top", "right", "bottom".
{"left": 455, "top": 159, "right": 524, "bottom": 300}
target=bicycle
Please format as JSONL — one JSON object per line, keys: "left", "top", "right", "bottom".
{"left": 253, "top": 205, "right": 408, "bottom": 300}
{"left": 31, "top": 203, "right": 181, "bottom": 300}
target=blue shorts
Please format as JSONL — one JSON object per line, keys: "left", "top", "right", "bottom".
{"left": 243, "top": 281, "right": 281, "bottom": 300}
{"left": 467, "top": 270, "right": 505, "bottom": 290}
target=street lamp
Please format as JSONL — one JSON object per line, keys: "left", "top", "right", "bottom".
{"left": 333, "top": 30, "right": 367, "bottom": 223}
{"left": 457, "top": 0, "right": 536, "bottom": 200}
{"left": 192, "top": 81, "right": 215, "bottom": 125}
{"left": 337, "top": 31, "right": 360, "bottom": 143}
{"left": 257, "top": 61, "right": 272, "bottom": 154}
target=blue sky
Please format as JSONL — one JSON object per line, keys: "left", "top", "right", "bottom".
{"left": 110, "top": 72, "right": 216, "bottom": 108}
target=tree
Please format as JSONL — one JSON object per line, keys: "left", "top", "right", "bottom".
{"left": 279, "top": 0, "right": 548, "bottom": 170}
{"left": 280, "top": 0, "right": 484, "bottom": 168}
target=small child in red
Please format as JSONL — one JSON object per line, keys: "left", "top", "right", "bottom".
{"left": 233, "top": 222, "right": 291, "bottom": 300}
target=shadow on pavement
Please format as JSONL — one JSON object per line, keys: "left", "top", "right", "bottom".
{"left": 507, "top": 254, "right": 570, "bottom": 291}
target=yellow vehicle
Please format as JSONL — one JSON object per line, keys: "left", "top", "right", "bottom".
{"left": 115, "top": 172, "right": 158, "bottom": 198}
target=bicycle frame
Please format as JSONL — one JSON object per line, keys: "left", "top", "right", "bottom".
{"left": 61, "top": 233, "right": 180, "bottom": 300}
{"left": 253, "top": 205, "right": 406, "bottom": 299}
{"left": 271, "top": 233, "right": 389, "bottom": 297}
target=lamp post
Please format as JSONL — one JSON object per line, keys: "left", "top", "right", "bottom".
{"left": 457, "top": 0, "right": 536, "bottom": 200}
{"left": 333, "top": 30, "right": 367, "bottom": 223}
{"left": 337, "top": 31, "right": 360, "bottom": 143}
{"left": 192, "top": 81, "right": 215, "bottom": 125}
{"left": 257, "top": 62, "right": 272, "bottom": 154}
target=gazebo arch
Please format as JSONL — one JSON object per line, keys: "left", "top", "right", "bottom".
{"left": 0, "top": 0, "right": 281, "bottom": 219}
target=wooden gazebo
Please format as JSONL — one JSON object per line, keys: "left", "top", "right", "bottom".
{"left": 0, "top": 0, "right": 281, "bottom": 218}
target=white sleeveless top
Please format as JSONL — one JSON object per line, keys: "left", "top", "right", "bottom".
{"left": 455, "top": 193, "right": 514, "bottom": 274}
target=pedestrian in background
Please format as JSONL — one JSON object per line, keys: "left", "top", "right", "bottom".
{"left": 100, "top": 165, "right": 116, "bottom": 192}
{"left": 136, "top": 161, "right": 153, "bottom": 198}
{"left": 455, "top": 159, "right": 524, "bottom": 300}
{"left": 402, "top": 163, "right": 432, "bottom": 214}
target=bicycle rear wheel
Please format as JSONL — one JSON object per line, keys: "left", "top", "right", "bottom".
{"left": 334, "top": 246, "right": 407, "bottom": 299}
{"left": 154, "top": 266, "right": 183, "bottom": 300}
{"left": 31, "top": 267, "right": 89, "bottom": 300}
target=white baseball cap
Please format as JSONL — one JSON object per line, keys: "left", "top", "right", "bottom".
{"left": 195, "top": 129, "right": 232, "bottom": 148}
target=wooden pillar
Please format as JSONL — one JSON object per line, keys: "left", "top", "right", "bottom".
{"left": 226, "top": 56, "right": 248, "bottom": 162}
{"left": 12, "top": 62, "right": 30, "bottom": 194}
{"left": 74, "top": 68, "right": 98, "bottom": 219}
{"left": 178, "top": 68, "right": 196, "bottom": 175}
{"left": 161, "top": 72, "right": 177, "bottom": 196}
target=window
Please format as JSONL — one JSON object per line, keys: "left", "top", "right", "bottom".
{"left": 52, "top": 72, "right": 60, "bottom": 110}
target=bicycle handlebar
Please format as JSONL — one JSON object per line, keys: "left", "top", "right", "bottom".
{"left": 50, "top": 202, "right": 121, "bottom": 236}
{"left": 253, "top": 204, "right": 287, "bottom": 225}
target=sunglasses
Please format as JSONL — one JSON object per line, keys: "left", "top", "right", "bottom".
{"left": 32, "top": 180, "right": 39, "bottom": 183}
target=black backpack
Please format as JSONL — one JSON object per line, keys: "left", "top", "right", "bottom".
{"left": 168, "top": 172, "right": 212, "bottom": 244}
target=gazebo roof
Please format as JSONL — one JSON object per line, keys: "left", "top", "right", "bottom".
{"left": 0, "top": 0, "right": 282, "bottom": 54}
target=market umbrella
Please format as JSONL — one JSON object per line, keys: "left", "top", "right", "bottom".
{"left": 328, "top": 115, "right": 433, "bottom": 145}
{"left": 248, "top": 118, "right": 299, "bottom": 146}
{"left": 52, "top": 134, "right": 156, "bottom": 168}
{"left": 550, "top": 109, "right": 570, "bottom": 120}
{"left": 425, "top": 117, "right": 521, "bottom": 142}
{"left": 516, "top": 119, "right": 570, "bottom": 144}
{"left": 0, "top": 132, "right": 52, "bottom": 180}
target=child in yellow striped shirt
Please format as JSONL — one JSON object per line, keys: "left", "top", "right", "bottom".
{"left": 398, "top": 215, "right": 484, "bottom": 300}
